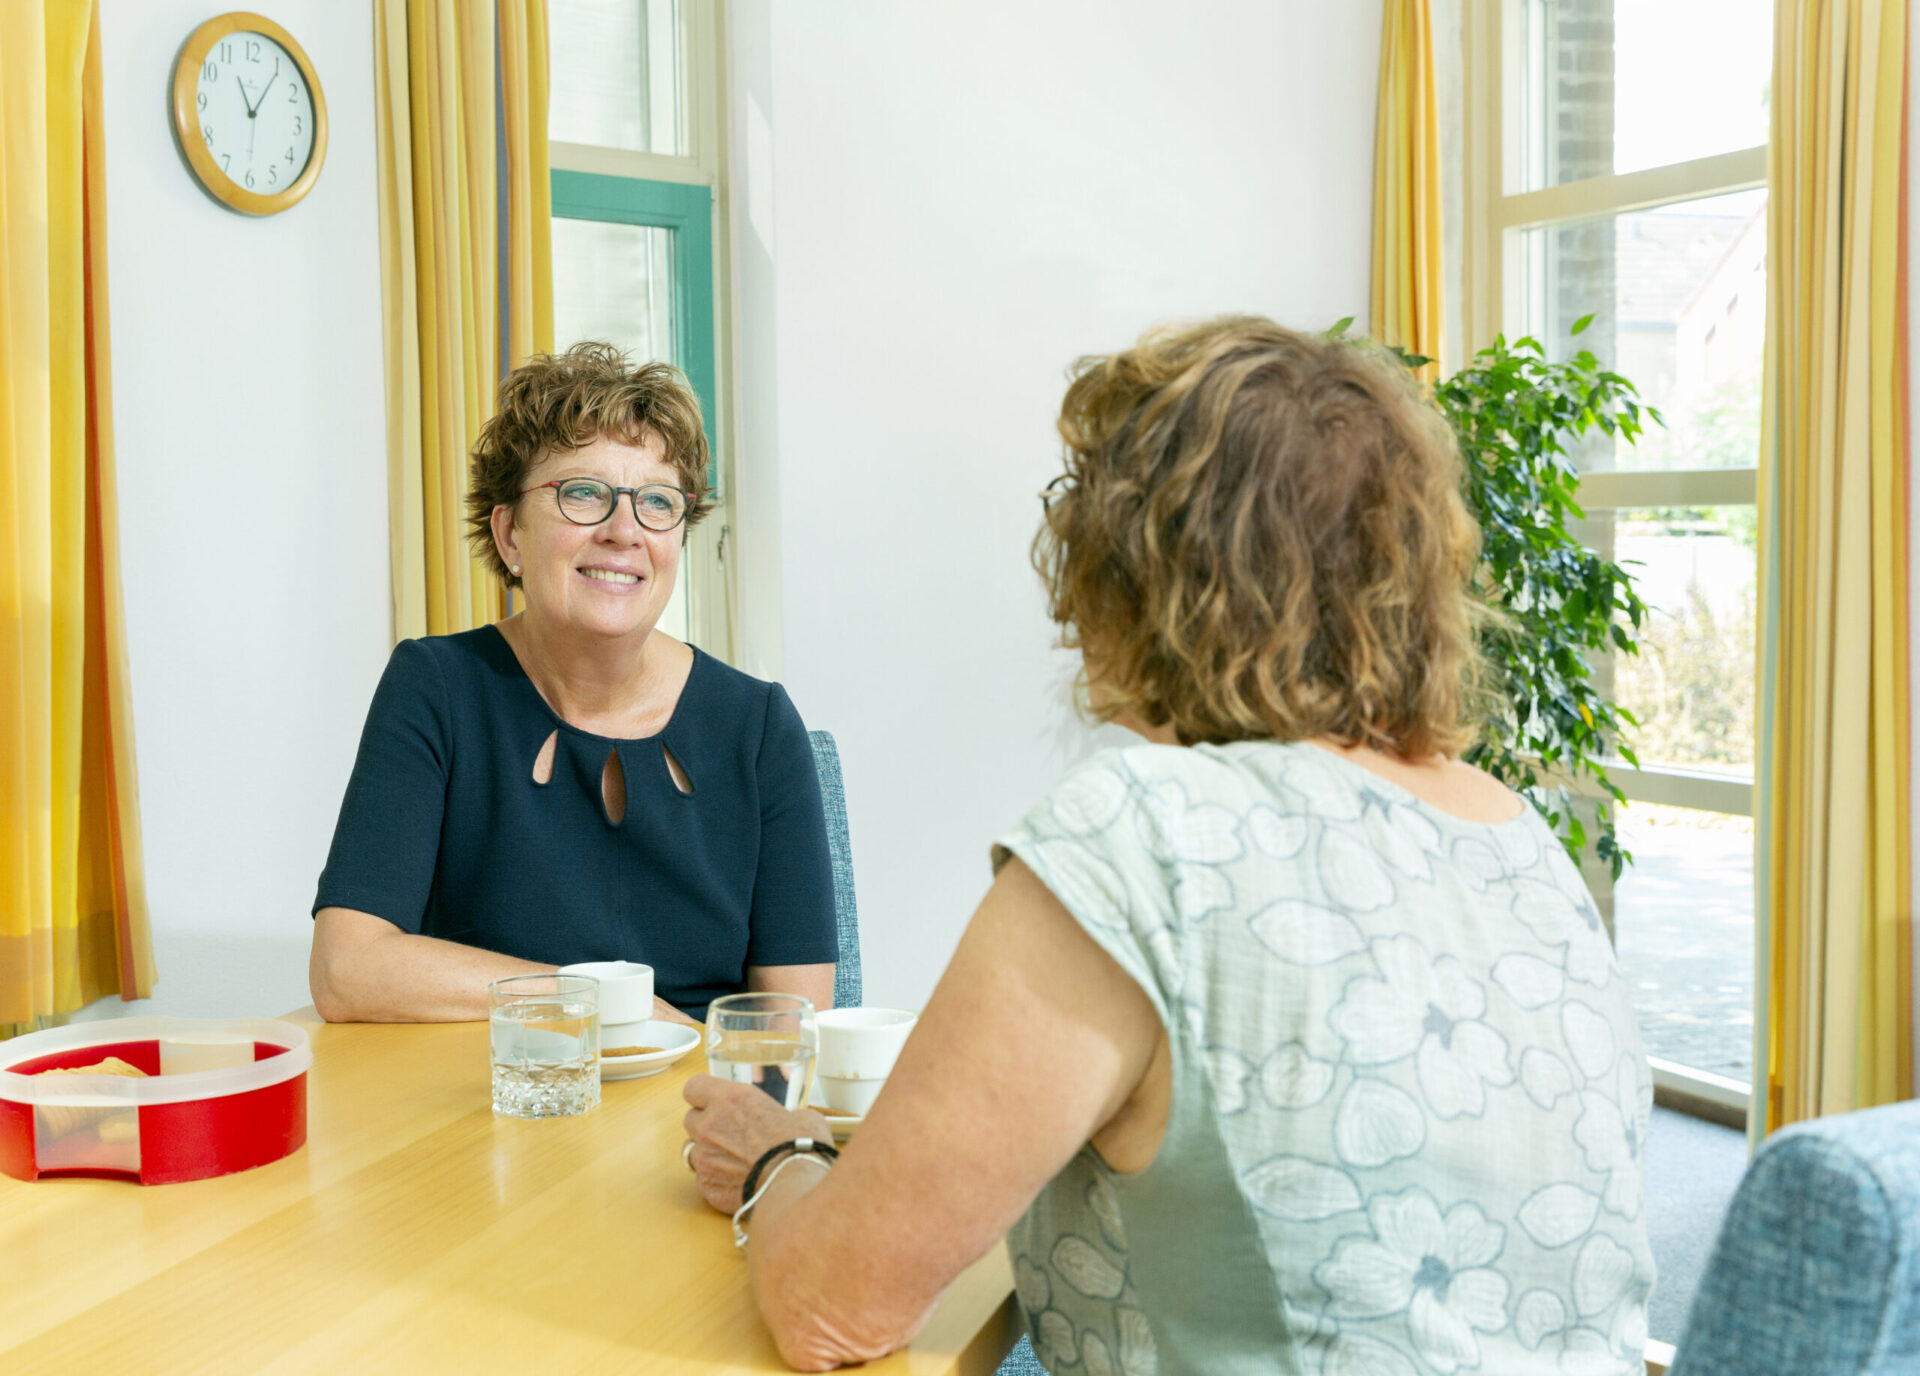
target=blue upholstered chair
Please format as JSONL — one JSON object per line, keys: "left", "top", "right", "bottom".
{"left": 1667, "top": 1097, "right": 1920, "bottom": 1375}
{"left": 805, "top": 730, "right": 1045, "bottom": 1376}
{"left": 807, "top": 731, "right": 862, "bottom": 1010}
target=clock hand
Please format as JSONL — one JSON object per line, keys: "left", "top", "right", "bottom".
{"left": 235, "top": 74, "right": 257, "bottom": 118}
{"left": 247, "top": 63, "right": 280, "bottom": 166}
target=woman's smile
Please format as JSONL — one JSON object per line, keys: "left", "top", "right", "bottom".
{"left": 578, "top": 564, "right": 647, "bottom": 591}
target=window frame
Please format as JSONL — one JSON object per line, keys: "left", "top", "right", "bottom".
{"left": 1465, "top": 0, "right": 1765, "bottom": 819}
{"left": 550, "top": 171, "right": 719, "bottom": 472}
{"left": 1463, "top": 0, "right": 1767, "bottom": 1112}
{"left": 548, "top": 0, "right": 735, "bottom": 659}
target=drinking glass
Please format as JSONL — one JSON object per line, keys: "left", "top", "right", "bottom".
{"left": 705, "top": 993, "right": 817, "bottom": 1109}
{"left": 489, "top": 974, "right": 600, "bottom": 1118}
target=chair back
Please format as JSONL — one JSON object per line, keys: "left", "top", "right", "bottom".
{"left": 807, "top": 731, "right": 862, "bottom": 1009}
{"left": 1669, "top": 1098, "right": 1920, "bottom": 1375}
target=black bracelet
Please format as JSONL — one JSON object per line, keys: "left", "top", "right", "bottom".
{"left": 741, "top": 1137, "right": 840, "bottom": 1205}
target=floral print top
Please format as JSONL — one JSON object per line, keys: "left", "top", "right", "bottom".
{"left": 996, "top": 741, "right": 1655, "bottom": 1376}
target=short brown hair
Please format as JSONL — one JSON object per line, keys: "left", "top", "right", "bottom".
{"left": 466, "top": 342, "right": 714, "bottom": 587}
{"left": 1036, "top": 316, "right": 1487, "bottom": 757}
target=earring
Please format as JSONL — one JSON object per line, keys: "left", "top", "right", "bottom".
{"left": 510, "top": 565, "right": 521, "bottom": 576}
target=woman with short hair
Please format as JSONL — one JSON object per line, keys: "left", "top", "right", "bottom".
{"left": 683, "top": 318, "right": 1654, "bottom": 1375}
{"left": 310, "top": 342, "right": 837, "bottom": 1024}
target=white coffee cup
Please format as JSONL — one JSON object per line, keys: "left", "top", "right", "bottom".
{"left": 815, "top": 1007, "right": 917, "bottom": 1116}
{"left": 558, "top": 961, "right": 654, "bottom": 1026}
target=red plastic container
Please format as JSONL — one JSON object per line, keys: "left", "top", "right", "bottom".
{"left": 0, "top": 1017, "right": 311, "bottom": 1184}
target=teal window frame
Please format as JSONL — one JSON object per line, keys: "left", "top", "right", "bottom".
{"left": 550, "top": 169, "right": 718, "bottom": 482}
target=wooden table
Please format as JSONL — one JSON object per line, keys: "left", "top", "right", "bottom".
{"left": 0, "top": 1010, "right": 1018, "bottom": 1374}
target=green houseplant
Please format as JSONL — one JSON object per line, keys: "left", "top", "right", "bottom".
{"left": 1335, "top": 318, "right": 1657, "bottom": 878}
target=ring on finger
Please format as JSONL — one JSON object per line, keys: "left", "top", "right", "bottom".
{"left": 682, "top": 1140, "right": 696, "bottom": 1170}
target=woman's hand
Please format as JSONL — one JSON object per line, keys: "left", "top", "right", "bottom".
{"left": 682, "top": 1075, "right": 834, "bottom": 1214}
{"left": 652, "top": 996, "right": 700, "bottom": 1028}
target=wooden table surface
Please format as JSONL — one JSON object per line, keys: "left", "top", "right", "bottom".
{"left": 0, "top": 1010, "right": 1017, "bottom": 1375}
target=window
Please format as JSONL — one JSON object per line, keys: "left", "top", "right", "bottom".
{"left": 547, "top": 0, "right": 732, "bottom": 653}
{"left": 1466, "top": 0, "right": 1768, "bottom": 1119}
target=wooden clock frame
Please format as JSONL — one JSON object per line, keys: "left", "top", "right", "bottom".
{"left": 171, "top": 11, "right": 328, "bottom": 216}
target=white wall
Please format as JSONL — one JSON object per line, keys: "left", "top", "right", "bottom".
{"left": 729, "top": 1, "right": 1383, "bottom": 1006}
{"left": 82, "top": 2, "right": 388, "bottom": 1022}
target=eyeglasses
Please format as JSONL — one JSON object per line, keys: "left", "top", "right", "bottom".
{"left": 521, "top": 478, "right": 698, "bottom": 532}
{"left": 1039, "top": 473, "right": 1074, "bottom": 512}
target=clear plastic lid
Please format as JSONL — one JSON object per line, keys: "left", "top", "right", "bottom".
{"left": 0, "top": 1016, "right": 312, "bottom": 1107}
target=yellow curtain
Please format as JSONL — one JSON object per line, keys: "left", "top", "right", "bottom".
{"left": 1370, "top": 0, "right": 1444, "bottom": 378}
{"left": 1757, "top": 0, "right": 1911, "bottom": 1134}
{"left": 0, "top": 0, "right": 154, "bottom": 1031}
{"left": 499, "top": 1, "right": 554, "bottom": 375}
{"left": 375, "top": 0, "right": 553, "bottom": 642}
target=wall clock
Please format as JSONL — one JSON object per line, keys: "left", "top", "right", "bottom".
{"left": 172, "top": 12, "right": 327, "bottom": 215}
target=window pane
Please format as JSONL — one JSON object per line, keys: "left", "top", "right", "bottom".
{"left": 1604, "top": 507, "right": 1756, "bottom": 775}
{"left": 1519, "top": 0, "right": 1770, "bottom": 190}
{"left": 1612, "top": 801, "right": 1753, "bottom": 1083}
{"left": 553, "top": 218, "right": 676, "bottom": 368}
{"left": 548, "top": 0, "right": 684, "bottom": 156}
{"left": 1519, "top": 188, "right": 1764, "bottom": 472}
{"left": 550, "top": 215, "right": 690, "bottom": 643}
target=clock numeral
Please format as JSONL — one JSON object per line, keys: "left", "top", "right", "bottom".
{"left": 245, "top": 40, "right": 262, "bottom": 63}
{"left": 202, "top": 60, "right": 218, "bottom": 83}
{"left": 286, "top": 146, "right": 296, "bottom": 166}
{"left": 219, "top": 42, "right": 232, "bottom": 63}
{"left": 202, "top": 124, "right": 214, "bottom": 144}
{"left": 289, "top": 83, "right": 299, "bottom": 103}
{"left": 244, "top": 169, "right": 255, "bottom": 189}
{"left": 220, "top": 153, "right": 230, "bottom": 172}
{"left": 292, "top": 115, "right": 301, "bottom": 135}
{"left": 268, "top": 165, "right": 279, "bottom": 186}
{"left": 196, "top": 91, "right": 207, "bottom": 111}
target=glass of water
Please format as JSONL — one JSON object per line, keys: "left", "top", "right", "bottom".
{"left": 489, "top": 974, "right": 600, "bottom": 1118}
{"left": 705, "top": 993, "right": 817, "bottom": 1109}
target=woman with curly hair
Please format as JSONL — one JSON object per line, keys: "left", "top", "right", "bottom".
{"left": 683, "top": 318, "right": 1653, "bottom": 1375}
{"left": 309, "top": 343, "right": 837, "bottom": 1024}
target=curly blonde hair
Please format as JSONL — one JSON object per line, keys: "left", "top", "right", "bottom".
{"left": 1036, "top": 316, "right": 1488, "bottom": 757}
{"left": 466, "top": 342, "right": 714, "bottom": 588}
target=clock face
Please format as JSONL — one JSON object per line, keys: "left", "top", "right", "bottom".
{"left": 192, "top": 31, "right": 316, "bottom": 197}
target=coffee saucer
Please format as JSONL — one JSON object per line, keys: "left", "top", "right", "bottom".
{"left": 599, "top": 1021, "right": 700, "bottom": 1080}
{"left": 807, "top": 1082, "right": 865, "bottom": 1138}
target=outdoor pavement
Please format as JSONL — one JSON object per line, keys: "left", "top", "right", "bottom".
{"left": 1612, "top": 814, "right": 1755, "bottom": 1083}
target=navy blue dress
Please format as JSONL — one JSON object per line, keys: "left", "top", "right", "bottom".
{"left": 313, "top": 626, "right": 838, "bottom": 1019}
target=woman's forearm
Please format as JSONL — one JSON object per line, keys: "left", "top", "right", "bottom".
{"left": 711, "top": 859, "right": 1164, "bottom": 1369}
{"left": 311, "top": 908, "right": 553, "bottom": 1022}
{"left": 746, "top": 1166, "right": 940, "bottom": 1372}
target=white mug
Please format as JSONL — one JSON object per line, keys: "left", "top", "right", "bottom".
{"left": 815, "top": 1007, "right": 917, "bottom": 1116}
{"left": 557, "top": 961, "right": 654, "bottom": 1026}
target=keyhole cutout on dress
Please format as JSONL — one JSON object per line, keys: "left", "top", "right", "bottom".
{"left": 531, "top": 730, "right": 558, "bottom": 785}
{"left": 662, "top": 743, "right": 693, "bottom": 796}
{"left": 601, "top": 749, "right": 627, "bottom": 826}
